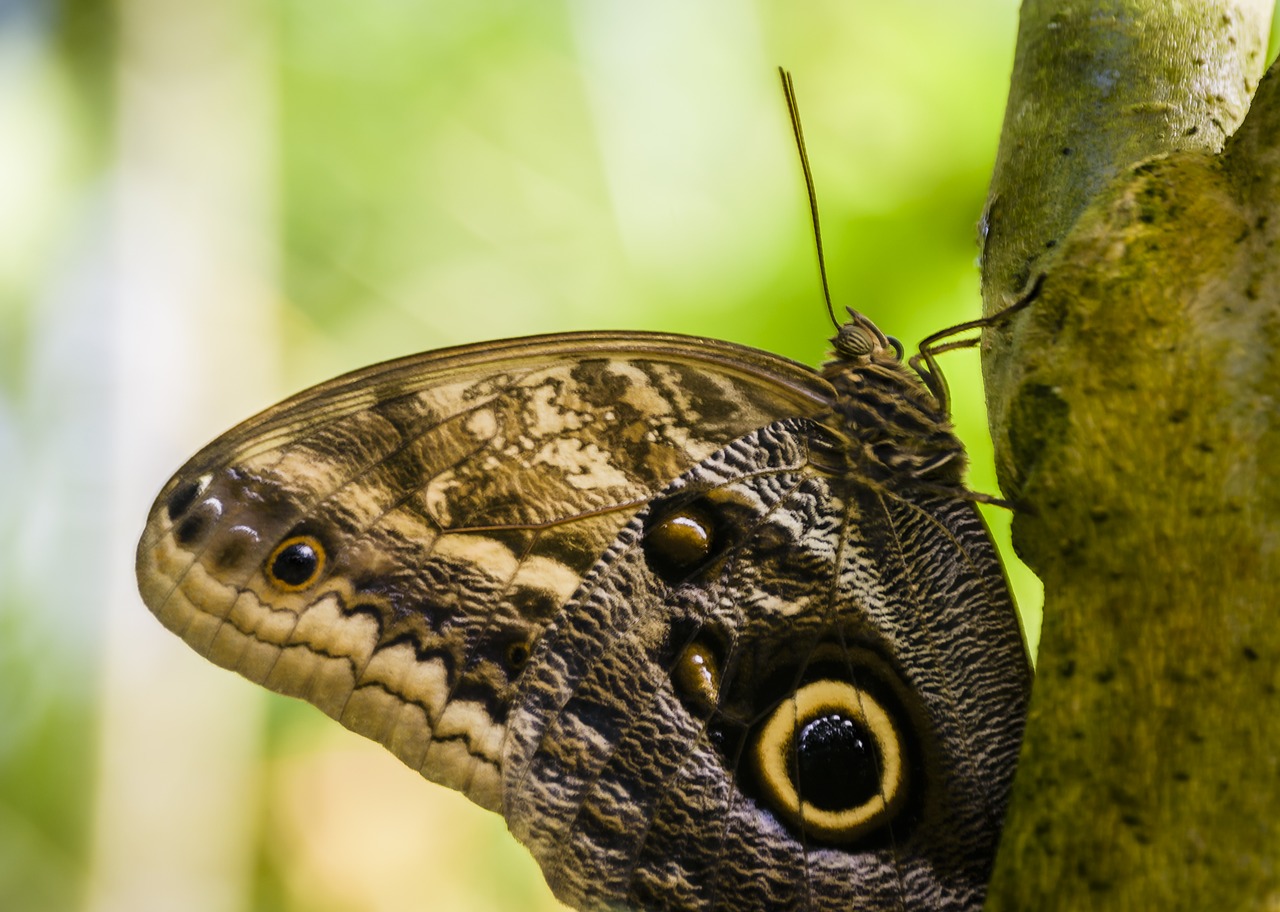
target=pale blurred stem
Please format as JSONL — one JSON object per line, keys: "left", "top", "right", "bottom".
{"left": 979, "top": 1, "right": 1280, "bottom": 909}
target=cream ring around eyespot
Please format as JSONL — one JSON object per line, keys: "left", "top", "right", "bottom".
{"left": 752, "top": 678, "right": 906, "bottom": 843}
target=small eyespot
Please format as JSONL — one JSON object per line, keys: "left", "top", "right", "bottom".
{"left": 643, "top": 502, "right": 720, "bottom": 584}
{"left": 505, "top": 640, "right": 532, "bottom": 674}
{"left": 166, "top": 474, "right": 210, "bottom": 522}
{"left": 652, "top": 512, "right": 712, "bottom": 564}
{"left": 672, "top": 639, "right": 722, "bottom": 713}
{"left": 174, "top": 497, "right": 222, "bottom": 547}
{"left": 210, "top": 525, "right": 261, "bottom": 571}
{"left": 751, "top": 678, "right": 907, "bottom": 843}
{"left": 266, "top": 535, "right": 326, "bottom": 591}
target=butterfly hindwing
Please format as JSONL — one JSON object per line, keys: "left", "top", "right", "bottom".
{"left": 504, "top": 417, "right": 1027, "bottom": 910}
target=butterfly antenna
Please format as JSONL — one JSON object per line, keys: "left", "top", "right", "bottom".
{"left": 780, "top": 67, "right": 840, "bottom": 333}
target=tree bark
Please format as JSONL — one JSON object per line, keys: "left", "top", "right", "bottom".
{"left": 980, "top": 1, "right": 1280, "bottom": 908}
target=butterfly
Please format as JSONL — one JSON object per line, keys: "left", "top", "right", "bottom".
{"left": 135, "top": 71, "right": 1030, "bottom": 911}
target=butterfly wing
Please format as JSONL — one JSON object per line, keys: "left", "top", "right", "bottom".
{"left": 136, "top": 331, "right": 832, "bottom": 810}
{"left": 505, "top": 418, "right": 1029, "bottom": 911}
{"left": 137, "top": 328, "right": 1029, "bottom": 910}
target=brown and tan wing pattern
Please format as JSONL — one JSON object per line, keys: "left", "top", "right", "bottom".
{"left": 136, "top": 331, "right": 832, "bottom": 810}
{"left": 505, "top": 418, "right": 1029, "bottom": 911}
{"left": 138, "top": 317, "right": 1031, "bottom": 911}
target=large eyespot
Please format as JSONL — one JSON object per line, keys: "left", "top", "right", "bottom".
{"left": 265, "top": 535, "right": 326, "bottom": 591}
{"left": 751, "top": 678, "right": 907, "bottom": 843}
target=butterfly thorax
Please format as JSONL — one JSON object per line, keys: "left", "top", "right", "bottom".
{"left": 818, "top": 311, "right": 966, "bottom": 487}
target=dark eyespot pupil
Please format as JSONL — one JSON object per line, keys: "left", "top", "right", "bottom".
{"left": 166, "top": 479, "right": 203, "bottom": 521}
{"left": 271, "top": 541, "right": 319, "bottom": 587}
{"left": 506, "top": 642, "right": 530, "bottom": 672}
{"left": 794, "top": 713, "right": 881, "bottom": 811}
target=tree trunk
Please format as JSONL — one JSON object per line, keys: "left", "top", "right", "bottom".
{"left": 980, "top": 0, "right": 1280, "bottom": 908}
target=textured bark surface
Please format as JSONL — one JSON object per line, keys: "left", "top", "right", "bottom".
{"left": 980, "top": 1, "right": 1280, "bottom": 908}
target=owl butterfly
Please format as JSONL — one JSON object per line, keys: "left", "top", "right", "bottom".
{"left": 136, "top": 72, "right": 1030, "bottom": 911}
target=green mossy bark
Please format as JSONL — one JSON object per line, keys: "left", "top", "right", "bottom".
{"left": 981, "top": 1, "right": 1280, "bottom": 908}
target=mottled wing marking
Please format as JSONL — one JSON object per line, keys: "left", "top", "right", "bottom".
{"left": 504, "top": 419, "right": 1029, "bottom": 911}
{"left": 137, "top": 332, "right": 831, "bottom": 809}
{"left": 138, "top": 320, "right": 1032, "bottom": 911}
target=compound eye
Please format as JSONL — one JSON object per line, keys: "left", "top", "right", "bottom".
{"left": 835, "top": 323, "right": 877, "bottom": 357}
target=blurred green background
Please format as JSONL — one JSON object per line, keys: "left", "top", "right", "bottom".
{"left": 14, "top": 1, "right": 1263, "bottom": 910}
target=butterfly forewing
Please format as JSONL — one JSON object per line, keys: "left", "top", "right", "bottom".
{"left": 136, "top": 332, "right": 830, "bottom": 809}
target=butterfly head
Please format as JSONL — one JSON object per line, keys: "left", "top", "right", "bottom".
{"left": 830, "top": 308, "right": 906, "bottom": 364}
{"left": 824, "top": 307, "right": 936, "bottom": 416}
